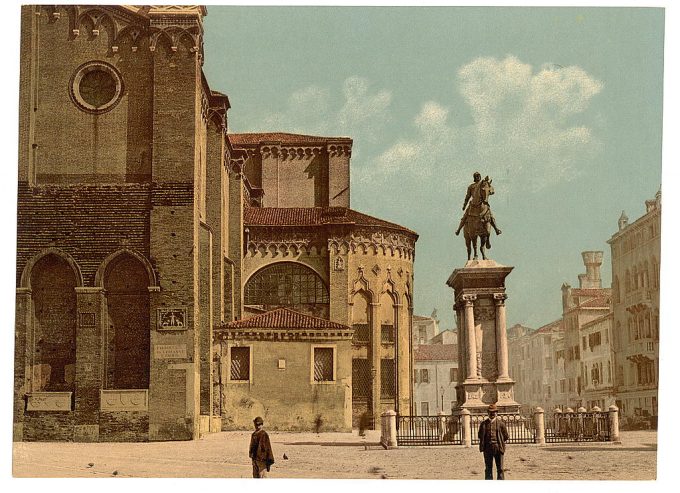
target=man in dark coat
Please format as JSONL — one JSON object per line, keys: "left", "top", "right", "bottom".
{"left": 477, "top": 404, "right": 510, "bottom": 480}
{"left": 249, "top": 416, "right": 275, "bottom": 478}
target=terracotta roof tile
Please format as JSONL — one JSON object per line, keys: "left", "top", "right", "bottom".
{"left": 220, "top": 308, "right": 350, "bottom": 330}
{"left": 535, "top": 319, "right": 563, "bottom": 334}
{"left": 244, "top": 207, "right": 418, "bottom": 237}
{"left": 229, "top": 132, "right": 352, "bottom": 146}
{"left": 579, "top": 296, "right": 611, "bottom": 309}
{"left": 414, "top": 344, "right": 457, "bottom": 361}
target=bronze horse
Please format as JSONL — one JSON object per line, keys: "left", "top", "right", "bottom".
{"left": 463, "top": 178, "right": 494, "bottom": 260}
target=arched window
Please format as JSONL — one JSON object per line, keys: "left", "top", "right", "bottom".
{"left": 632, "top": 266, "right": 638, "bottom": 291}
{"left": 31, "top": 254, "right": 78, "bottom": 392}
{"left": 244, "top": 262, "right": 329, "bottom": 316}
{"left": 625, "top": 270, "right": 631, "bottom": 293}
{"left": 105, "top": 254, "right": 150, "bottom": 389}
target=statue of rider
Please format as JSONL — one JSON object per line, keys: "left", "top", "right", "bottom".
{"left": 455, "top": 171, "right": 502, "bottom": 236}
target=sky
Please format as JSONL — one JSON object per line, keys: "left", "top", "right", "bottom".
{"left": 0, "top": 2, "right": 677, "bottom": 491}
{"left": 202, "top": 6, "right": 664, "bottom": 331}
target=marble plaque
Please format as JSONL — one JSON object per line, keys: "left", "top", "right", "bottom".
{"left": 157, "top": 307, "right": 187, "bottom": 330}
{"left": 26, "top": 392, "right": 73, "bottom": 411}
{"left": 154, "top": 344, "right": 187, "bottom": 360}
{"left": 100, "top": 389, "right": 148, "bottom": 411}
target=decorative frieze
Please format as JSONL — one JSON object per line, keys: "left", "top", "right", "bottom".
{"left": 328, "top": 144, "right": 352, "bottom": 157}
{"left": 26, "top": 392, "right": 72, "bottom": 412}
{"left": 100, "top": 389, "right": 149, "bottom": 412}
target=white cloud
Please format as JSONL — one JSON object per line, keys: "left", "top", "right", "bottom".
{"left": 363, "top": 55, "right": 603, "bottom": 191}
{"left": 256, "top": 77, "right": 391, "bottom": 141}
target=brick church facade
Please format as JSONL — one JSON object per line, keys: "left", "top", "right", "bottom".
{"left": 14, "top": 5, "right": 416, "bottom": 441}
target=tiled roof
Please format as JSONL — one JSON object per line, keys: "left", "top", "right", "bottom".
{"left": 414, "top": 344, "right": 457, "bottom": 362}
{"left": 413, "top": 315, "right": 434, "bottom": 321}
{"left": 535, "top": 319, "right": 563, "bottom": 334}
{"left": 579, "top": 296, "right": 611, "bottom": 309}
{"left": 220, "top": 308, "right": 350, "bottom": 330}
{"left": 229, "top": 132, "right": 352, "bottom": 146}
{"left": 244, "top": 207, "right": 418, "bottom": 237}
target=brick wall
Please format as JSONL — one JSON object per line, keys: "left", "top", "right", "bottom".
{"left": 23, "top": 412, "right": 75, "bottom": 442}
{"left": 99, "top": 412, "right": 149, "bottom": 442}
{"left": 17, "top": 183, "right": 152, "bottom": 285}
{"left": 27, "top": 7, "right": 154, "bottom": 184}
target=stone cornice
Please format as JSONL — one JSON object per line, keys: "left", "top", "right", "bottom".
{"left": 214, "top": 328, "right": 354, "bottom": 342}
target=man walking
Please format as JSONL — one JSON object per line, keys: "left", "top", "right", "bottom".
{"left": 249, "top": 416, "right": 275, "bottom": 478}
{"left": 477, "top": 404, "right": 509, "bottom": 480}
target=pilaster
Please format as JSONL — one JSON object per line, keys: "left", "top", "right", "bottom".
{"left": 73, "top": 287, "right": 106, "bottom": 442}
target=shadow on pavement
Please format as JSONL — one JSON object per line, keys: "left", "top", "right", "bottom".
{"left": 543, "top": 446, "right": 656, "bottom": 452}
{"left": 282, "top": 441, "right": 382, "bottom": 447}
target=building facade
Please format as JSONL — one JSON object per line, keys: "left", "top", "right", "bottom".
{"left": 508, "top": 320, "right": 562, "bottom": 412}
{"left": 561, "top": 251, "right": 612, "bottom": 409}
{"left": 608, "top": 192, "right": 661, "bottom": 422}
{"left": 579, "top": 313, "right": 615, "bottom": 410}
{"left": 14, "top": 5, "right": 417, "bottom": 441}
{"left": 413, "top": 344, "right": 458, "bottom": 415}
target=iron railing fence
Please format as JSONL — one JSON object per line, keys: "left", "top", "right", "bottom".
{"left": 545, "top": 411, "right": 611, "bottom": 443}
{"left": 396, "top": 415, "right": 463, "bottom": 446}
{"left": 470, "top": 413, "right": 536, "bottom": 445}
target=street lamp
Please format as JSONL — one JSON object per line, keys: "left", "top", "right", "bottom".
{"left": 440, "top": 386, "right": 444, "bottom": 412}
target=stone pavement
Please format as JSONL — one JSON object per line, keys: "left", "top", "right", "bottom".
{"left": 12, "top": 430, "right": 656, "bottom": 480}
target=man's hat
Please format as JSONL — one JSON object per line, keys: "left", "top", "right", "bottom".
{"left": 488, "top": 404, "right": 498, "bottom": 412}
{"left": 253, "top": 416, "right": 264, "bottom": 425}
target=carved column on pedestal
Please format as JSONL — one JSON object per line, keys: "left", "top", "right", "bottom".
{"left": 494, "top": 293, "right": 511, "bottom": 381}
{"left": 462, "top": 294, "right": 478, "bottom": 382}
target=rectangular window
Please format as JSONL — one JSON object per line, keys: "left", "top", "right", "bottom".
{"left": 380, "top": 359, "right": 395, "bottom": 398}
{"left": 414, "top": 369, "right": 419, "bottom": 384}
{"left": 450, "top": 367, "right": 458, "bottom": 382}
{"left": 352, "top": 324, "right": 370, "bottom": 344}
{"left": 352, "top": 358, "right": 370, "bottom": 398}
{"left": 313, "top": 347, "right": 335, "bottom": 382}
{"left": 421, "top": 402, "right": 429, "bottom": 416}
{"left": 230, "top": 346, "right": 250, "bottom": 381}
{"left": 421, "top": 369, "right": 430, "bottom": 383}
{"left": 381, "top": 324, "right": 395, "bottom": 343}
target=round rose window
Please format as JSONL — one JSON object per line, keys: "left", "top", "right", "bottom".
{"left": 70, "top": 61, "right": 123, "bottom": 114}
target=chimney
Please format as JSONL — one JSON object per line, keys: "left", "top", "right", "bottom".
{"left": 618, "top": 211, "right": 628, "bottom": 231}
{"left": 580, "top": 251, "right": 603, "bottom": 289}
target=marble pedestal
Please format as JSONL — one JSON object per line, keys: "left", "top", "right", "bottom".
{"left": 447, "top": 259, "right": 520, "bottom": 415}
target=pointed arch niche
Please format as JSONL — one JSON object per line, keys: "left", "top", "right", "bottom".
{"left": 29, "top": 253, "right": 79, "bottom": 392}
{"left": 101, "top": 252, "right": 152, "bottom": 389}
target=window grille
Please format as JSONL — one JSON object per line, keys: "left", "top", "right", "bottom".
{"left": 421, "top": 368, "right": 430, "bottom": 383}
{"left": 381, "top": 359, "right": 395, "bottom": 398}
{"left": 381, "top": 324, "right": 395, "bottom": 343}
{"left": 352, "top": 358, "right": 371, "bottom": 398}
{"left": 244, "top": 262, "right": 329, "bottom": 306}
{"left": 352, "top": 323, "right": 370, "bottom": 344}
{"left": 314, "top": 348, "right": 334, "bottom": 381}
{"left": 230, "top": 346, "right": 250, "bottom": 381}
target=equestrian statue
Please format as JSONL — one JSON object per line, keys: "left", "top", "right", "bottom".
{"left": 455, "top": 172, "right": 502, "bottom": 261}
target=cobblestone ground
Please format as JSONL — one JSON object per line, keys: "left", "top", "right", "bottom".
{"left": 12, "top": 430, "right": 656, "bottom": 480}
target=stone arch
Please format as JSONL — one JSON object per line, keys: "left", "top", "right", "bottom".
{"left": 95, "top": 249, "right": 157, "bottom": 288}
{"left": 20, "top": 248, "right": 84, "bottom": 289}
